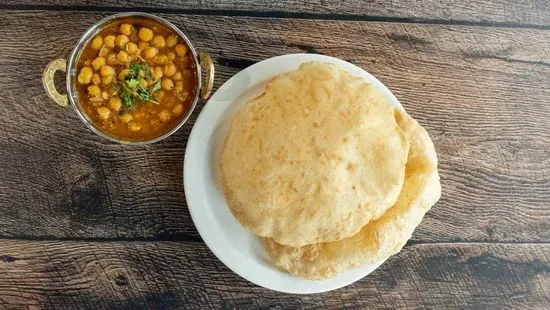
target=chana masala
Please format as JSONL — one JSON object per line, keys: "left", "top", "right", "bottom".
{"left": 75, "top": 18, "right": 197, "bottom": 141}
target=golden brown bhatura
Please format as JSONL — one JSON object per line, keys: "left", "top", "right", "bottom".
{"left": 220, "top": 62, "right": 410, "bottom": 247}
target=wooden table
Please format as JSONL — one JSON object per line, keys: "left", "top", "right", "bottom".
{"left": 1, "top": 1, "right": 549, "bottom": 309}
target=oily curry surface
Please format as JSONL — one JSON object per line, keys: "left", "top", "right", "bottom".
{"left": 75, "top": 18, "right": 197, "bottom": 141}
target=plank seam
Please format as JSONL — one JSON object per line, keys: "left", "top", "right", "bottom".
{"left": 0, "top": 235, "right": 549, "bottom": 245}
{"left": 0, "top": 234, "right": 203, "bottom": 243}
{"left": 1, "top": 4, "right": 549, "bottom": 30}
{"left": 405, "top": 240, "right": 550, "bottom": 246}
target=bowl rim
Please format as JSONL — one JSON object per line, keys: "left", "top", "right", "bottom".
{"left": 66, "top": 12, "right": 202, "bottom": 145}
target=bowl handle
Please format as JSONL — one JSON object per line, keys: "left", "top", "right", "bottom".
{"left": 42, "top": 58, "right": 69, "bottom": 107}
{"left": 199, "top": 51, "right": 215, "bottom": 100}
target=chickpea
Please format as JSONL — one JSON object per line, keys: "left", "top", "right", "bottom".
{"left": 106, "top": 53, "right": 118, "bottom": 65}
{"left": 154, "top": 55, "right": 168, "bottom": 64}
{"left": 89, "top": 97, "right": 103, "bottom": 106}
{"left": 91, "top": 57, "right": 105, "bottom": 71}
{"left": 179, "top": 91, "right": 189, "bottom": 101}
{"left": 173, "top": 72, "right": 182, "bottom": 81}
{"left": 117, "top": 50, "right": 129, "bottom": 62}
{"left": 100, "top": 65, "right": 115, "bottom": 77}
{"left": 152, "top": 66, "right": 163, "bottom": 80}
{"left": 96, "top": 106, "right": 111, "bottom": 120}
{"left": 140, "top": 79, "right": 149, "bottom": 88}
{"left": 126, "top": 42, "right": 138, "bottom": 54}
{"left": 119, "top": 23, "right": 132, "bottom": 36}
{"left": 118, "top": 69, "right": 130, "bottom": 80}
{"left": 98, "top": 46, "right": 110, "bottom": 57}
{"left": 101, "top": 91, "right": 110, "bottom": 100}
{"left": 108, "top": 96, "right": 122, "bottom": 111}
{"left": 152, "top": 35, "right": 166, "bottom": 48}
{"left": 175, "top": 44, "right": 187, "bottom": 57}
{"left": 102, "top": 75, "right": 114, "bottom": 85}
{"left": 161, "top": 78, "right": 174, "bottom": 91}
{"left": 77, "top": 66, "right": 93, "bottom": 84}
{"left": 156, "top": 90, "right": 165, "bottom": 100}
{"left": 120, "top": 114, "right": 133, "bottom": 123}
{"left": 174, "top": 80, "right": 184, "bottom": 93}
{"left": 143, "top": 47, "right": 158, "bottom": 60}
{"left": 129, "top": 122, "right": 141, "bottom": 131}
{"left": 166, "top": 51, "right": 176, "bottom": 61}
{"left": 182, "top": 69, "right": 192, "bottom": 78}
{"left": 150, "top": 119, "right": 160, "bottom": 128}
{"left": 104, "top": 35, "right": 116, "bottom": 48}
{"left": 92, "top": 73, "right": 101, "bottom": 85}
{"left": 138, "top": 41, "right": 149, "bottom": 51}
{"left": 166, "top": 35, "right": 178, "bottom": 47}
{"left": 91, "top": 36, "right": 103, "bottom": 49}
{"left": 138, "top": 27, "right": 153, "bottom": 42}
{"left": 88, "top": 85, "right": 101, "bottom": 97}
{"left": 159, "top": 109, "right": 171, "bottom": 122}
{"left": 115, "top": 35, "right": 129, "bottom": 48}
{"left": 163, "top": 63, "right": 177, "bottom": 77}
{"left": 173, "top": 104, "right": 184, "bottom": 116}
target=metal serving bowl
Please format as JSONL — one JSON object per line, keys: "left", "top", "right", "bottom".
{"left": 42, "top": 12, "right": 214, "bottom": 145}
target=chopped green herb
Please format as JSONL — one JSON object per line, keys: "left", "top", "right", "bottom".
{"left": 113, "top": 62, "right": 160, "bottom": 109}
{"left": 126, "top": 79, "right": 140, "bottom": 88}
{"left": 122, "top": 93, "right": 134, "bottom": 109}
{"left": 152, "top": 80, "right": 161, "bottom": 92}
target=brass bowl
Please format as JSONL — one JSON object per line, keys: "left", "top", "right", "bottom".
{"left": 42, "top": 12, "right": 214, "bottom": 145}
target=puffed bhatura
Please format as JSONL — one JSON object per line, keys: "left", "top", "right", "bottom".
{"left": 221, "top": 62, "right": 410, "bottom": 247}
{"left": 220, "top": 61, "right": 440, "bottom": 279}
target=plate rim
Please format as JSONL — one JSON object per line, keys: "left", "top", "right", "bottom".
{"left": 184, "top": 53, "right": 399, "bottom": 294}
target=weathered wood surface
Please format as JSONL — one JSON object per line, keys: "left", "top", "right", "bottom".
{"left": 0, "top": 240, "right": 548, "bottom": 309}
{"left": 1, "top": 1, "right": 550, "bottom": 309}
{"left": 4, "top": 0, "right": 550, "bottom": 27}
{"left": 1, "top": 10, "right": 549, "bottom": 243}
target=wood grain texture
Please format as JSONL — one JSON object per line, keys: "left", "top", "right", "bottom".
{"left": 0, "top": 240, "right": 548, "bottom": 309}
{"left": 1, "top": 10, "right": 550, "bottom": 243}
{"left": 4, "top": 0, "right": 550, "bottom": 27}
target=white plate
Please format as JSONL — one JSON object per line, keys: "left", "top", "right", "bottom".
{"left": 184, "top": 54, "right": 401, "bottom": 294}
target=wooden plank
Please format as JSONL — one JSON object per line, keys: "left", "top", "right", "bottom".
{"left": 0, "top": 240, "right": 548, "bottom": 309}
{"left": 4, "top": 0, "right": 550, "bottom": 27}
{"left": 1, "top": 11, "right": 549, "bottom": 242}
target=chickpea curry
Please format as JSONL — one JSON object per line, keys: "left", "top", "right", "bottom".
{"left": 75, "top": 18, "right": 197, "bottom": 141}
